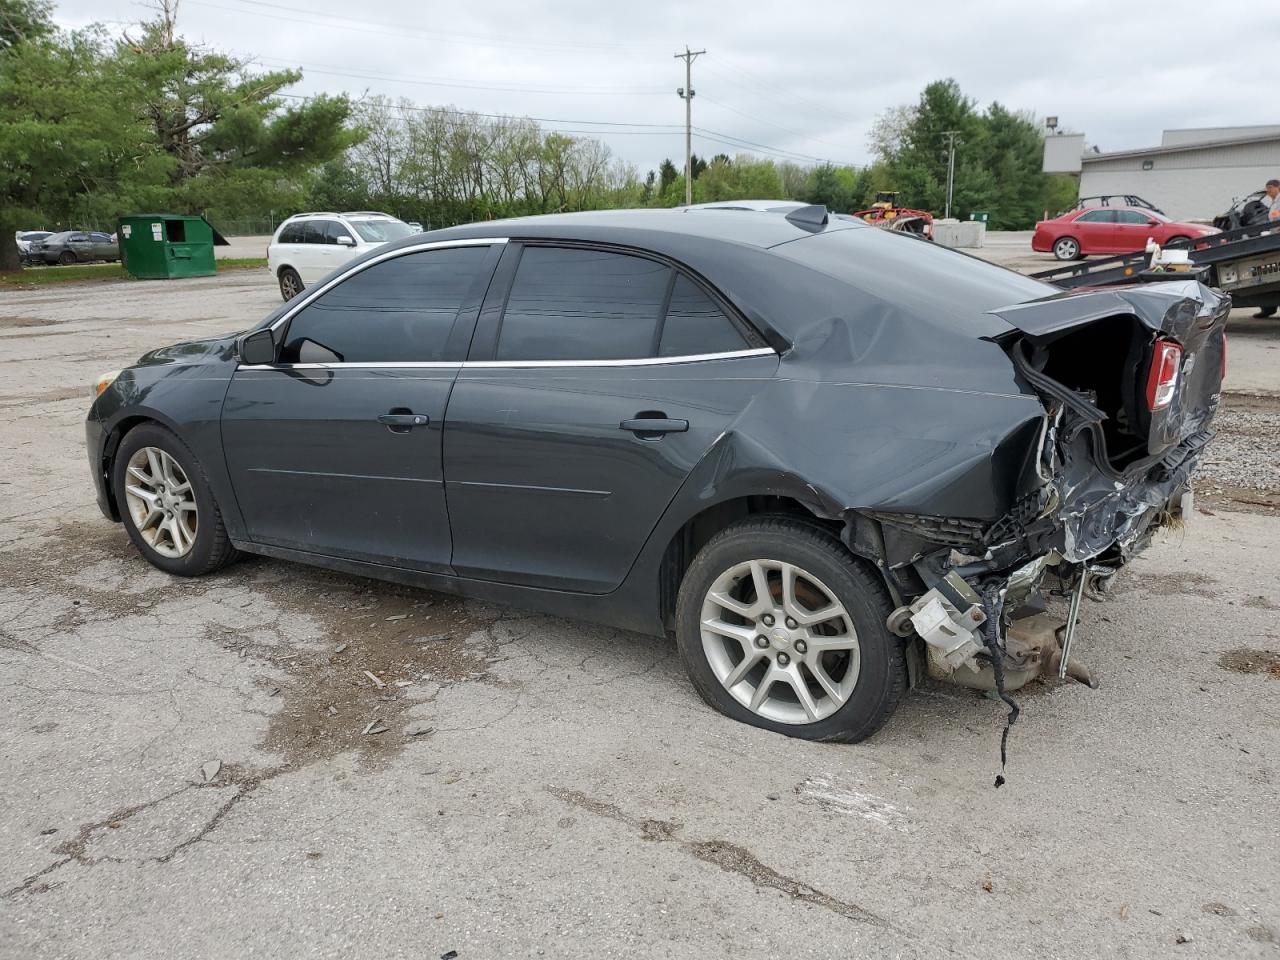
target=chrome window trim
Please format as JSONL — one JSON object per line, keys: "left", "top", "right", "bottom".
{"left": 238, "top": 362, "right": 462, "bottom": 371}
{"left": 464, "top": 347, "right": 777, "bottom": 368}
{"left": 236, "top": 347, "right": 776, "bottom": 373}
{"left": 267, "top": 237, "right": 507, "bottom": 332}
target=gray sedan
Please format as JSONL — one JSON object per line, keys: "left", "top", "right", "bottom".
{"left": 26, "top": 231, "right": 120, "bottom": 265}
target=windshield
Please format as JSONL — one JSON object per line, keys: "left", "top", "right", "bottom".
{"left": 22, "top": 232, "right": 52, "bottom": 241}
{"left": 349, "top": 219, "right": 415, "bottom": 243}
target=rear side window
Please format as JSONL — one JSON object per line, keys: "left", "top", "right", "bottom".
{"left": 658, "top": 275, "right": 746, "bottom": 357}
{"left": 497, "top": 247, "right": 671, "bottom": 361}
{"left": 279, "top": 246, "right": 489, "bottom": 364}
{"left": 301, "top": 221, "right": 330, "bottom": 244}
{"left": 1076, "top": 210, "right": 1115, "bottom": 223}
{"left": 495, "top": 246, "right": 749, "bottom": 362}
{"left": 278, "top": 222, "right": 305, "bottom": 244}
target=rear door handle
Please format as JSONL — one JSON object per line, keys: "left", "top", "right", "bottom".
{"left": 619, "top": 417, "right": 688, "bottom": 436}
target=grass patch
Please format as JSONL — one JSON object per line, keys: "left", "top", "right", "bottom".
{"left": 0, "top": 258, "right": 267, "bottom": 287}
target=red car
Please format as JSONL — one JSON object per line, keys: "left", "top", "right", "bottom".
{"left": 1033, "top": 206, "right": 1219, "bottom": 260}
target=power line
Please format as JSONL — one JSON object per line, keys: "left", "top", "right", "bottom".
{"left": 699, "top": 94, "right": 860, "bottom": 158}
{"left": 691, "top": 127, "right": 855, "bottom": 167}
{"left": 275, "top": 93, "right": 683, "bottom": 131}
{"left": 256, "top": 56, "right": 665, "bottom": 97}
{"left": 276, "top": 91, "right": 854, "bottom": 168}
{"left": 186, "top": 0, "right": 668, "bottom": 54}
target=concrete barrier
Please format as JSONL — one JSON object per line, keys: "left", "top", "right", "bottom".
{"left": 932, "top": 219, "right": 986, "bottom": 248}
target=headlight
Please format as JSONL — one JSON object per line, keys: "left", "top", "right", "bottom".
{"left": 93, "top": 370, "right": 121, "bottom": 398}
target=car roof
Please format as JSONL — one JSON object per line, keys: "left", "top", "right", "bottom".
{"left": 683, "top": 199, "right": 808, "bottom": 213}
{"left": 421, "top": 207, "right": 862, "bottom": 251}
{"left": 283, "top": 211, "right": 399, "bottom": 222}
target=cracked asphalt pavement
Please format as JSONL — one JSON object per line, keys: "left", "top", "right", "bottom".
{"left": 1, "top": 267, "right": 1278, "bottom": 959}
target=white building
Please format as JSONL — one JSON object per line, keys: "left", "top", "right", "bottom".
{"left": 1042, "top": 125, "right": 1280, "bottom": 221}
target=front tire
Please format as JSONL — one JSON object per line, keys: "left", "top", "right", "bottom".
{"left": 58, "top": 250, "right": 76, "bottom": 265}
{"left": 1053, "top": 237, "right": 1081, "bottom": 261}
{"left": 675, "top": 517, "right": 905, "bottom": 743}
{"left": 278, "top": 266, "right": 303, "bottom": 301}
{"left": 112, "top": 423, "right": 238, "bottom": 577}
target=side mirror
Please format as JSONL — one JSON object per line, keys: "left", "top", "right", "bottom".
{"left": 238, "top": 328, "right": 277, "bottom": 365}
{"left": 335, "top": 235, "right": 355, "bottom": 246}
{"left": 1147, "top": 219, "right": 1160, "bottom": 227}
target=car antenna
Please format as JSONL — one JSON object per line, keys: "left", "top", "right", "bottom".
{"left": 784, "top": 204, "right": 829, "bottom": 229}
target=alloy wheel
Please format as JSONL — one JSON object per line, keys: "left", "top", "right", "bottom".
{"left": 280, "top": 270, "right": 301, "bottom": 300}
{"left": 699, "top": 558, "right": 860, "bottom": 724}
{"left": 123, "top": 446, "right": 198, "bottom": 558}
{"left": 1054, "top": 238, "right": 1079, "bottom": 260}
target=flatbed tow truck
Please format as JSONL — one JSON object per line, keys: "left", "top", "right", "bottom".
{"left": 1030, "top": 220, "right": 1280, "bottom": 311}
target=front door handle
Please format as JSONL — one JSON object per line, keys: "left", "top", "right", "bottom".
{"left": 619, "top": 416, "right": 688, "bottom": 438}
{"left": 378, "top": 412, "right": 429, "bottom": 434}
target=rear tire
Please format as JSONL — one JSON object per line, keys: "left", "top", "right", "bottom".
{"left": 112, "top": 423, "right": 238, "bottom": 577}
{"left": 1053, "top": 237, "right": 1081, "bottom": 261}
{"left": 675, "top": 517, "right": 905, "bottom": 743}
{"left": 278, "top": 266, "right": 303, "bottom": 301}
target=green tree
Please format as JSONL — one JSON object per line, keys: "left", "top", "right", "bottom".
{"left": 872, "top": 79, "right": 1056, "bottom": 228}
{"left": 0, "top": 19, "right": 165, "bottom": 270}
{"left": 802, "top": 164, "right": 868, "bottom": 212}
{"left": 1, "top": 0, "right": 52, "bottom": 50}
{"left": 658, "top": 158, "right": 678, "bottom": 193}
{"left": 115, "top": 0, "right": 358, "bottom": 219}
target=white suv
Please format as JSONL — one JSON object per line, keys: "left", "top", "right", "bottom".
{"left": 267, "top": 212, "right": 419, "bottom": 301}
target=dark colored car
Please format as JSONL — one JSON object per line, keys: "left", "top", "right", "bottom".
{"left": 27, "top": 230, "right": 120, "bottom": 265}
{"left": 86, "top": 208, "right": 1229, "bottom": 742}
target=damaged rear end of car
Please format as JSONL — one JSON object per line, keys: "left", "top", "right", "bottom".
{"left": 877, "top": 280, "right": 1230, "bottom": 701}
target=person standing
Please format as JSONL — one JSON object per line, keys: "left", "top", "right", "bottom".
{"left": 1253, "top": 180, "right": 1280, "bottom": 318}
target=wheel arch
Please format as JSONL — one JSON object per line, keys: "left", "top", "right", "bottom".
{"left": 97, "top": 407, "right": 196, "bottom": 521}
{"left": 654, "top": 493, "right": 895, "bottom": 633}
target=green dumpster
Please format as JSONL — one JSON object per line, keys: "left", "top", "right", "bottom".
{"left": 968, "top": 210, "right": 989, "bottom": 223}
{"left": 117, "top": 214, "right": 228, "bottom": 279}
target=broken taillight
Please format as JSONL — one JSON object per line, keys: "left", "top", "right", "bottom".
{"left": 1146, "top": 339, "right": 1183, "bottom": 411}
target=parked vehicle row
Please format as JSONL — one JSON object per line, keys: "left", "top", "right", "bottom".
{"left": 21, "top": 230, "right": 120, "bottom": 265}
{"left": 88, "top": 206, "right": 1227, "bottom": 743}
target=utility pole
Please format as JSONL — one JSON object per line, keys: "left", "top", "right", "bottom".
{"left": 674, "top": 46, "right": 706, "bottom": 206}
{"left": 942, "top": 130, "right": 960, "bottom": 219}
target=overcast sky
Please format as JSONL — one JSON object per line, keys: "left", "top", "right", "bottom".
{"left": 53, "top": 0, "right": 1279, "bottom": 174}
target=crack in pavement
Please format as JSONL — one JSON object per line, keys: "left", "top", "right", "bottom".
{"left": 3, "top": 764, "right": 280, "bottom": 899}
{"left": 547, "top": 787, "right": 892, "bottom": 930}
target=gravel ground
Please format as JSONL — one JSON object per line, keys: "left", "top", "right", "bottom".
{"left": 1200, "top": 394, "right": 1280, "bottom": 503}
{"left": 1, "top": 267, "right": 1278, "bottom": 960}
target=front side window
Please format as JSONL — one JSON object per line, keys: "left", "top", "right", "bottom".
{"left": 1116, "top": 210, "right": 1154, "bottom": 225}
{"left": 349, "top": 219, "right": 416, "bottom": 243}
{"left": 279, "top": 246, "right": 489, "bottom": 364}
{"left": 325, "top": 221, "right": 354, "bottom": 244}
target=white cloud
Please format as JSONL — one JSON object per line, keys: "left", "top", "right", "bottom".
{"left": 52, "top": 0, "right": 1280, "bottom": 174}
